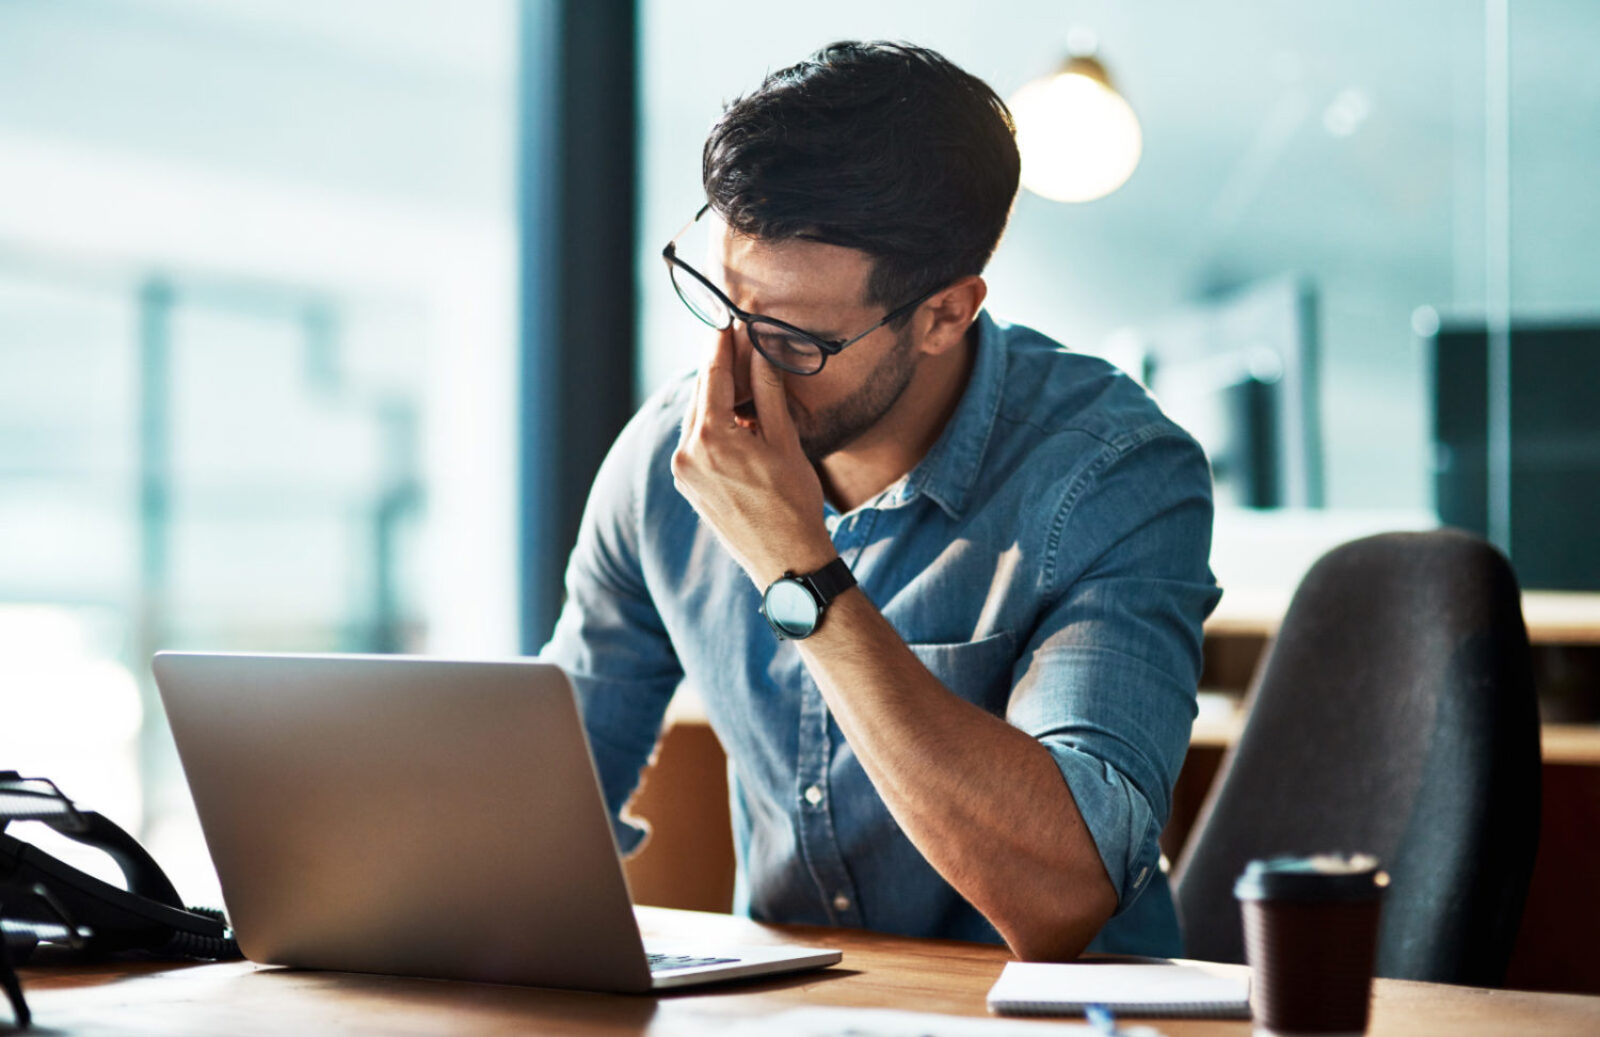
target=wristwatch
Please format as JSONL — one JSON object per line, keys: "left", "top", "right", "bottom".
{"left": 759, "top": 557, "right": 857, "bottom": 641}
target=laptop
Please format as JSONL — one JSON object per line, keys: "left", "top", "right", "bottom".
{"left": 151, "top": 651, "right": 841, "bottom": 992}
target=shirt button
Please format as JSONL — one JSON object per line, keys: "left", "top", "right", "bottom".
{"left": 832, "top": 893, "right": 851, "bottom": 912}
{"left": 803, "top": 784, "right": 824, "bottom": 806}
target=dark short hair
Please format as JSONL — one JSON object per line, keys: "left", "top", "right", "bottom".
{"left": 702, "top": 41, "right": 1020, "bottom": 320}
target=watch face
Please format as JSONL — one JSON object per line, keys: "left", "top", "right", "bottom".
{"left": 763, "top": 578, "right": 820, "bottom": 638}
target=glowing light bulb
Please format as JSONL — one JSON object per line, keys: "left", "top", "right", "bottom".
{"left": 1009, "top": 56, "right": 1143, "bottom": 203}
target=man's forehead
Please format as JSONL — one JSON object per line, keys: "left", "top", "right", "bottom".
{"left": 707, "top": 220, "right": 876, "bottom": 316}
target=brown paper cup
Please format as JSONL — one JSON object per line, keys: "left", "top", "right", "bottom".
{"left": 1235, "top": 854, "right": 1388, "bottom": 1036}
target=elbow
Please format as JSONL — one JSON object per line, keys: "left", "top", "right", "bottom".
{"left": 1001, "top": 870, "right": 1119, "bottom": 962}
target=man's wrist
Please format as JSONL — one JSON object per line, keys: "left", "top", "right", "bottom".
{"left": 759, "top": 555, "right": 857, "bottom": 641}
{"left": 752, "top": 537, "right": 839, "bottom": 590}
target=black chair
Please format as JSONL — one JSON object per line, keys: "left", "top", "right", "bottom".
{"left": 1172, "top": 530, "right": 1541, "bottom": 986}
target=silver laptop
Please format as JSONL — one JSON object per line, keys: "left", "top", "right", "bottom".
{"left": 152, "top": 651, "right": 841, "bottom": 992}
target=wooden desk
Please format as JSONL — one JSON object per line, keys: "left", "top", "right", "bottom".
{"left": 14, "top": 907, "right": 1600, "bottom": 1035}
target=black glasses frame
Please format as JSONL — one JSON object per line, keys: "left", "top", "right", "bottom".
{"left": 662, "top": 205, "right": 942, "bottom": 376}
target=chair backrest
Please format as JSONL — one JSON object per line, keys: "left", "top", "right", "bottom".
{"left": 1172, "top": 530, "right": 1541, "bottom": 986}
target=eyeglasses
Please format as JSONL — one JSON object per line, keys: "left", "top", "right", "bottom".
{"left": 662, "top": 205, "right": 941, "bottom": 376}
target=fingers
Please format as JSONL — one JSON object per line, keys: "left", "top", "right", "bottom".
{"left": 749, "top": 347, "right": 795, "bottom": 442}
{"left": 703, "top": 325, "right": 737, "bottom": 418}
{"left": 677, "top": 361, "right": 706, "bottom": 452}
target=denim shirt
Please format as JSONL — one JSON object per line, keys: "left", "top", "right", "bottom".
{"left": 541, "top": 311, "right": 1220, "bottom": 956}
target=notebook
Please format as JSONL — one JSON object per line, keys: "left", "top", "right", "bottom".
{"left": 987, "top": 961, "right": 1251, "bottom": 1018}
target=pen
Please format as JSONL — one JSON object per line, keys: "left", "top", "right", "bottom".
{"left": 1086, "top": 1003, "right": 1121, "bottom": 1035}
{"left": 1085, "top": 1003, "right": 1166, "bottom": 1037}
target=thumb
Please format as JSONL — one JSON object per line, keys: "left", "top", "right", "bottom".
{"left": 749, "top": 348, "right": 796, "bottom": 441}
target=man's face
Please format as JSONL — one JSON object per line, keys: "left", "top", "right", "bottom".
{"left": 708, "top": 221, "right": 921, "bottom": 464}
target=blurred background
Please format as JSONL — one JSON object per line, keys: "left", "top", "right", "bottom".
{"left": 2, "top": 0, "right": 1596, "bottom": 920}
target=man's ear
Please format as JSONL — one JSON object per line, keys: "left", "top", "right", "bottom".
{"left": 916, "top": 276, "right": 988, "bottom": 357}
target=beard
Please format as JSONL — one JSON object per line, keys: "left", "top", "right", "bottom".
{"left": 793, "top": 326, "right": 919, "bottom": 464}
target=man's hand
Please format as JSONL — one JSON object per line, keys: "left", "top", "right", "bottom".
{"left": 671, "top": 329, "right": 836, "bottom": 588}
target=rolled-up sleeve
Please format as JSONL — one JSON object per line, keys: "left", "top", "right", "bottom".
{"left": 1005, "top": 427, "right": 1220, "bottom": 913}
{"left": 539, "top": 400, "right": 684, "bottom": 855}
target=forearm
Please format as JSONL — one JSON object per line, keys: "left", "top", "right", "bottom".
{"left": 796, "top": 588, "right": 1117, "bottom": 960}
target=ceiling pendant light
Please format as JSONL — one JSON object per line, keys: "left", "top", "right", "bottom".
{"left": 1009, "top": 42, "right": 1143, "bottom": 204}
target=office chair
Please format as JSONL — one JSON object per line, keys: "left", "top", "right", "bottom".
{"left": 1172, "top": 530, "right": 1541, "bottom": 986}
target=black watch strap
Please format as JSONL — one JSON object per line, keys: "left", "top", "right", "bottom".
{"left": 800, "top": 556, "right": 856, "bottom": 606}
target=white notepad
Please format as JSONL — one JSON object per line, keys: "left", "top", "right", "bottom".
{"left": 987, "top": 961, "right": 1251, "bottom": 1018}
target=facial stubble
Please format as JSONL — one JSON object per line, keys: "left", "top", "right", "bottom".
{"left": 793, "top": 325, "right": 920, "bottom": 464}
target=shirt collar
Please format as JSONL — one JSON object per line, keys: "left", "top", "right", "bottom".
{"left": 896, "top": 309, "right": 1008, "bottom": 520}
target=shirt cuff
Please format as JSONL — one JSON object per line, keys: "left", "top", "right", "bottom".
{"left": 1039, "top": 741, "right": 1163, "bottom": 915}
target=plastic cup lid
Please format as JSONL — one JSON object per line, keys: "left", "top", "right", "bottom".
{"left": 1233, "top": 853, "right": 1390, "bottom": 902}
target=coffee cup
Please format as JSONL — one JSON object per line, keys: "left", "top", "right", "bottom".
{"left": 1234, "top": 853, "right": 1388, "bottom": 1036}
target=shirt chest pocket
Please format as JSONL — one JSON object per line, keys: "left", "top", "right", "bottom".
{"left": 904, "top": 631, "right": 1018, "bottom": 716}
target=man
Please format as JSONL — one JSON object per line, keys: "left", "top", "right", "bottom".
{"left": 541, "top": 41, "right": 1219, "bottom": 959}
